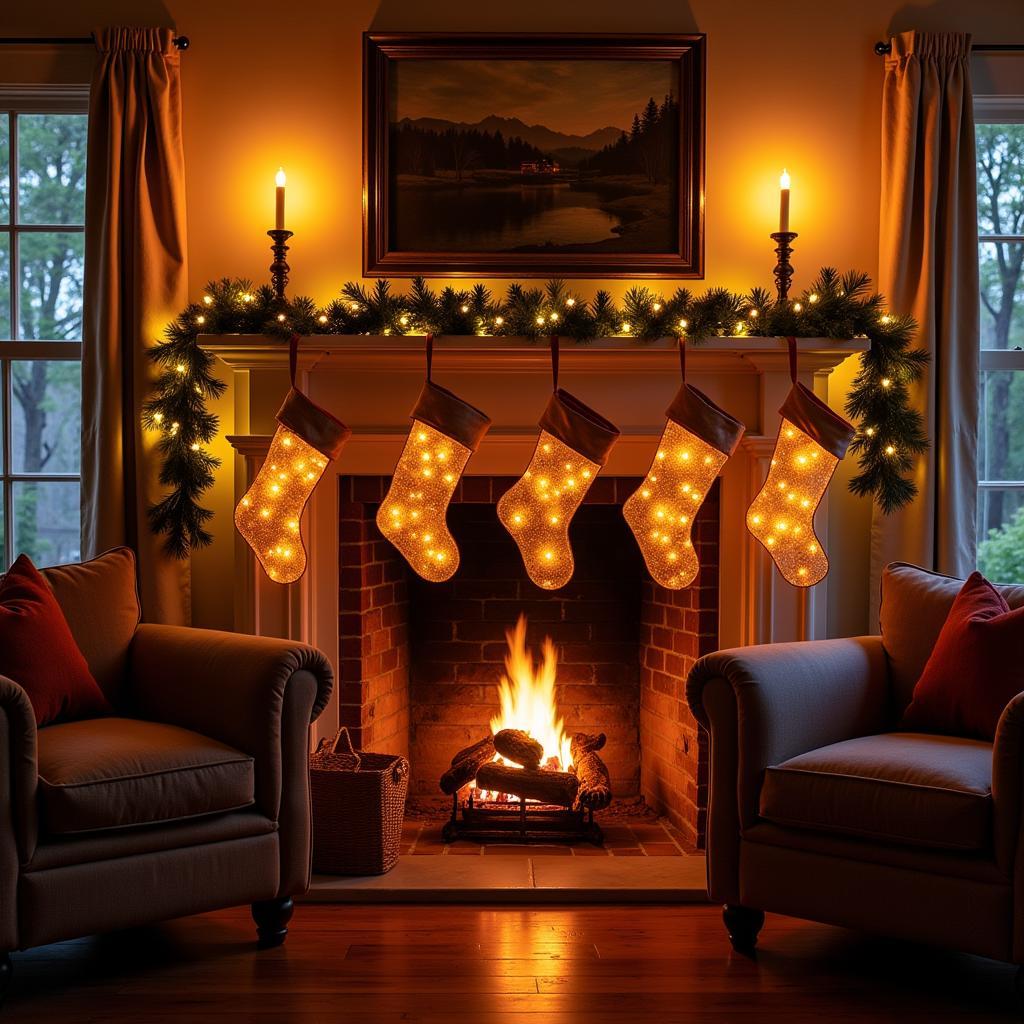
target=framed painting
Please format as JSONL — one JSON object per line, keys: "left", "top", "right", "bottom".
{"left": 363, "top": 33, "right": 705, "bottom": 278}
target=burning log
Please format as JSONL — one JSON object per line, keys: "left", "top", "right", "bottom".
{"left": 475, "top": 762, "right": 579, "bottom": 807}
{"left": 570, "top": 732, "right": 606, "bottom": 759}
{"left": 493, "top": 728, "right": 544, "bottom": 769}
{"left": 449, "top": 735, "right": 494, "bottom": 767}
{"left": 440, "top": 734, "right": 495, "bottom": 795}
{"left": 572, "top": 749, "right": 612, "bottom": 811}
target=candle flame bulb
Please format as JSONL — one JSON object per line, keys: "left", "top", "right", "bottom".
{"left": 275, "top": 168, "right": 286, "bottom": 188}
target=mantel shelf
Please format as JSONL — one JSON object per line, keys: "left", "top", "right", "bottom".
{"left": 200, "top": 333, "right": 868, "bottom": 376}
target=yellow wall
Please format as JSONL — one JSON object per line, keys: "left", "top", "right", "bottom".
{"left": 8, "top": 0, "right": 1024, "bottom": 634}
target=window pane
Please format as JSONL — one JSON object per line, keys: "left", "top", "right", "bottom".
{"left": 977, "top": 488, "right": 1024, "bottom": 584}
{"left": 0, "top": 113, "right": 9, "bottom": 222}
{"left": 979, "top": 369, "right": 1024, "bottom": 482}
{"left": 16, "top": 113, "right": 87, "bottom": 225}
{"left": 979, "top": 241, "right": 1024, "bottom": 351}
{"left": 13, "top": 480, "right": 80, "bottom": 568}
{"left": 976, "top": 124, "right": 1024, "bottom": 238}
{"left": 11, "top": 361, "right": 81, "bottom": 474}
{"left": 0, "top": 232, "right": 9, "bottom": 339}
{"left": 17, "top": 231, "right": 84, "bottom": 340}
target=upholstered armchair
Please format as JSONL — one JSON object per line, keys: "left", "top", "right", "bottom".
{"left": 0, "top": 548, "right": 333, "bottom": 1000}
{"left": 688, "top": 562, "right": 1024, "bottom": 969}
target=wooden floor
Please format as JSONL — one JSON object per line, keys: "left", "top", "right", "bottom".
{"left": 4, "top": 904, "right": 1020, "bottom": 1022}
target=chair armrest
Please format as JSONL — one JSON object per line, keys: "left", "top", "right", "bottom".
{"left": 0, "top": 675, "right": 37, "bottom": 950}
{"left": 992, "top": 693, "right": 1024, "bottom": 960}
{"left": 686, "top": 636, "right": 889, "bottom": 904}
{"left": 129, "top": 624, "right": 333, "bottom": 822}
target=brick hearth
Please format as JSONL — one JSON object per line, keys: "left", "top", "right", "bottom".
{"left": 337, "top": 474, "right": 717, "bottom": 848}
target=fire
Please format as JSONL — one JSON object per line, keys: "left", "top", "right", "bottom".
{"left": 490, "top": 615, "right": 572, "bottom": 771}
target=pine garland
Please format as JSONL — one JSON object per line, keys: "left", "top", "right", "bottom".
{"left": 145, "top": 268, "right": 927, "bottom": 557}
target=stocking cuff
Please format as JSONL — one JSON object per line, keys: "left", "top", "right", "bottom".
{"left": 277, "top": 387, "right": 351, "bottom": 460}
{"left": 411, "top": 380, "right": 491, "bottom": 452}
{"left": 540, "top": 389, "right": 620, "bottom": 466}
{"left": 666, "top": 382, "right": 745, "bottom": 457}
{"left": 779, "top": 382, "right": 855, "bottom": 459}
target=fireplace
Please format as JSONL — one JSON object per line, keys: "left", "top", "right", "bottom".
{"left": 336, "top": 472, "right": 718, "bottom": 846}
{"left": 212, "top": 334, "right": 863, "bottom": 854}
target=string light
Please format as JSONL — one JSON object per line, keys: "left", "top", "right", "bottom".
{"left": 196, "top": 315, "right": 206, "bottom": 325}
{"left": 793, "top": 302, "right": 803, "bottom": 313}
{"left": 808, "top": 293, "right": 819, "bottom": 304}
{"left": 460, "top": 304, "right": 469, "bottom": 314}
{"left": 621, "top": 321, "right": 631, "bottom": 333}
{"left": 318, "top": 314, "right": 328, "bottom": 324}
{"left": 242, "top": 292, "right": 253, "bottom": 303}
{"left": 881, "top": 377, "right": 892, "bottom": 388}
{"left": 203, "top": 295, "right": 213, "bottom": 306}
{"left": 678, "top": 319, "right": 689, "bottom": 331}
{"left": 277, "top": 313, "right": 286, "bottom": 322}
{"left": 399, "top": 315, "right": 409, "bottom": 327}
{"left": 565, "top": 297, "right": 575, "bottom": 307}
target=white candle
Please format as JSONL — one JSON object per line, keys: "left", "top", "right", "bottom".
{"left": 779, "top": 169, "right": 791, "bottom": 233}
{"left": 275, "top": 168, "right": 286, "bottom": 231}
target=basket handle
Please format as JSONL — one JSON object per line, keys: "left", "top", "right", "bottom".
{"left": 331, "top": 727, "right": 357, "bottom": 756}
{"left": 393, "top": 758, "right": 409, "bottom": 783}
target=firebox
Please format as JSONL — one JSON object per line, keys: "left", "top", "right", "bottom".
{"left": 337, "top": 473, "right": 718, "bottom": 847}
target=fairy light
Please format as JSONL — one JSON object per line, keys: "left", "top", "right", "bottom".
{"left": 203, "top": 295, "right": 213, "bottom": 306}
{"left": 746, "top": 417, "right": 839, "bottom": 587}
{"left": 376, "top": 421, "right": 471, "bottom": 582}
{"left": 678, "top": 319, "right": 688, "bottom": 331}
{"left": 318, "top": 314, "right": 328, "bottom": 324}
{"left": 235, "top": 429, "right": 330, "bottom": 584}
{"left": 536, "top": 315, "right": 546, "bottom": 326}
{"left": 808, "top": 293, "right": 819, "bottom": 304}
{"left": 242, "top": 292, "right": 253, "bottom": 303}
{"left": 495, "top": 316, "right": 504, "bottom": 327}
{"left": 277, "top": 313, "right": 286, "bottom": 322}
{"left": 565, "top": 297, "right": 575, "bottom": 307}
{"left": 196, "top": 315, "right": 206, "bottom": 325}
{"left": 793, "top": 302, "right": 803, "bottom": 313}
{"left": 623, "top": 421, "right": 730, "bottom": 589}
{"left": 621, "top": 321, "right": 631, "bottom": 333}
{"left": 399, "top": 315, "right": 409, "bottom": 326}
{"left": 460, "top": 304, "right": 469, "bottom": 314}
{"left": 881, "top": 377, "right": 892, "bottom": 388}
{"left": 653, "top": 302, "right": 662, "bottom": 312}
{"left": 497, "top": 431, "right": 602, "bottom": 590}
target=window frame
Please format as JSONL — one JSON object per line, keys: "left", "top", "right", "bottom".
{"left": 0, "top": 84, "right": 87, "bottom": 569}
{"left": 975, "top": 96, "right": 1024, "bottom": 521}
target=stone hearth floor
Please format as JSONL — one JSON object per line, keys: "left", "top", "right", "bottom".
{"left": 400, "top": 817, "right": 689, "bottom": 856}
{"left": 305, "top": 811, "right": 707, "bottom": 903}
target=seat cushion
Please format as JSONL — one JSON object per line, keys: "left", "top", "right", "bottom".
{"left": 37, "top": 718, "right": 255, "bottom": 835}
{"left": 881, "top": 562, "right": 1024, "bottom": 713}
{"left": 760, "top": 732, "right": 993, "bottom": 852}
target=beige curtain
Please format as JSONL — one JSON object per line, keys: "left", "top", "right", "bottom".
{"left": 82, "top": 27, "right": 189, "bottom": 624}
{"left": 872, "top": 31, "right": 979, "bottom": 618}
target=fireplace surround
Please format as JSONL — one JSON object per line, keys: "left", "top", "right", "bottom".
{"left": 209, "top": 333, "right": 865, "bottom": 848}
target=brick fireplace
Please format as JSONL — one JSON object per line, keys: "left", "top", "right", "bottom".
{"left": 213, "top": 334, "right": 864, "bottom": 854}
{"left": 336, "top": 472, "right": 717, "bottom": 846}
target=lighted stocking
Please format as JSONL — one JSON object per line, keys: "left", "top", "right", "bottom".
{"left": 377, "top": 379, "right": 491, "bottom": 582}
{"left": 235, "top": 387, "right": 350, "bottom": 584}
{"left": 623, "top": 382, "right": 744, "bottom": 589}
{"left": 746, "top": 382, "right": 854, "bottom": 587}
{"left": 498, "top": 389, "right": 620, "bottom": 590}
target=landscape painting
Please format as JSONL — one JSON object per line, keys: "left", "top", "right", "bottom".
{"left": 364, "top": 35, "right": 705, "bottom": 277}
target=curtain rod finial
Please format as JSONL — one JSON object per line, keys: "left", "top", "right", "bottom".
{"left": 174, "top": 35, "right": 189, "bottom": 50}
{"left": 874, "top": 40, "right": 891, "bottom": 56}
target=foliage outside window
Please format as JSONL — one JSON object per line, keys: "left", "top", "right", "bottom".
{"left": 0, "top": 91, "right": 86, "bottom": 569}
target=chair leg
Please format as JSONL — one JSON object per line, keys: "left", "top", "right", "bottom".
{"left": 252, "top": 897, "right": 294, "bottom": 949}
{"left": 722, "top": 904, "right": 765, "bottom": 954}
{"left": 0, "top": 952, "right": 11, "bottom": 1006}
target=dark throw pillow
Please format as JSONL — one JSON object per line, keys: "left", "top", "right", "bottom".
{"left": 901, "top": 571, "right": 1024, "bottom": 741}
{"left": 0, "top": 554, "right": 112, "bottom": 727}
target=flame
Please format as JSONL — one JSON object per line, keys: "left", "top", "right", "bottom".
{"left": 490, "top": 615, "right": 572, "bottom": 772}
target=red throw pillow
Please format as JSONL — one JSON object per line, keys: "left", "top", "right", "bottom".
{"left": 902, "top": 571, "right": 1024, "bottom": 741}
{"left": 0, "top": 554, "right": 112, "bottom": 727}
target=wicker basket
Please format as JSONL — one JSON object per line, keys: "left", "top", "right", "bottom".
{"left": 310, "top": 728, "right": 409, "bottom": 876}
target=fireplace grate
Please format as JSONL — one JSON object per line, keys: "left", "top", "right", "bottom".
{"left": 442, "top": 791, "right": 603, "bottom": 845}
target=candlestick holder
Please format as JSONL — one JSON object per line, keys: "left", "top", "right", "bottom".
{"left": 268, "top": 229, "right": 293, "bottom": 302}
{"left": 770, "top": 230, "right": 798, "bottom": 303}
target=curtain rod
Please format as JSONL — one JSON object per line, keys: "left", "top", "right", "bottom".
{"left": 874, "top": 41, "right": 1024, "bottom": 56}
{"left": 0, "top": 34, "right": 189, "bottom": 50}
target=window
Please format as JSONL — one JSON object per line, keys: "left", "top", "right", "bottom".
{"left": 976, "top": 99, "right": 1024, "bottom": 584}
{"left": 0, "top": 87, "right": 86, "bottom": 569}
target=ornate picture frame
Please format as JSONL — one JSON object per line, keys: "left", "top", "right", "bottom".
{"left": 364, "top": 33, "right": 706, "bottom": 278}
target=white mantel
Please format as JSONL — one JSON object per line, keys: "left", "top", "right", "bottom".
{"left": 204, "top": 334, "right": 867, "bottom": 736}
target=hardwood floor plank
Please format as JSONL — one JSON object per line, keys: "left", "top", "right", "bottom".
{"left": 3, "top": 905, "right": 1019, "bottom": 1021}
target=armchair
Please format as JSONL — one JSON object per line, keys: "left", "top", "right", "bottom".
{"left": 0, "top": 548, "right": 333, "bottom": 1000}
{"left": 688, "top": 562, "right": 1024, "bottom": 967}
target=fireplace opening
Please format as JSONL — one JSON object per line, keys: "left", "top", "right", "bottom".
{"left": 338, "top": 474, "right": 717, "bottom": 848}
